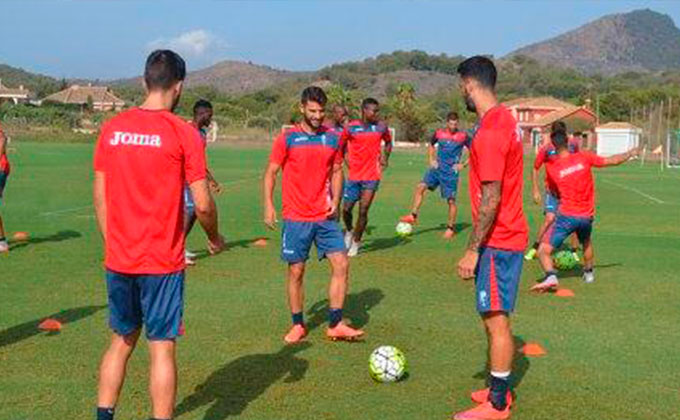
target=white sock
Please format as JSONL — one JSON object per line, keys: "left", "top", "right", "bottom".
{"left": 490, "top": 371, "right": 511, "bottom": 379}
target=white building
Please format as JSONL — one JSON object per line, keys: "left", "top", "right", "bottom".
{"left": 595, "top": 122, "right": 641, "bottom": 156}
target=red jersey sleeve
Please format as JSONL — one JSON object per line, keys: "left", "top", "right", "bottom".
{"left": 584, "top": 151, "right": 607, "bottom": 168}
{"left": 93, "top": 122, "right": 110, "bottom": 172}
{"left": 475, "top": 127, "right": 508, "bottom": 182}
{"left": 270, "top": 133, "right": 288, "bottom": 165}
{"left": 334, "top": 133, "right": 346, "bottom": 165}
{"left": 181, "top": 123, "right": 208, "bottom": 184}
{"left": 382, "top": 125, "right": 393, "bottom": 144}
{"left": 533, "top": 146, "right": 546, "bottom": 170}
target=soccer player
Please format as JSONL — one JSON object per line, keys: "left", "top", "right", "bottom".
{"left": 327, "top": 104, "right": 349, "bottom": 135}
{"left": 524, "top": 121, "right": 581, "bottom": 261}
{"left": 454, "top": 56, "right": 528, "bottom": 420}
{"left": 399, "top": 111, "right": 470, "bottom": 239}
{"left": 341, "top": 98, "right": 392, "bottom": 256}
{"left": 184, "top": 99, "right": 222, "bottom": 265}
{"left": 530, "top": 131, "right": 638, "bottom": 292}
{"left": 0, "top": 123, "right": 9, "bottom": 253}
{"left": 93, "top": 50, "right": 225, "bottom": 420}
{"left": 263, "top": 86, "right": 364, "bottom": 344}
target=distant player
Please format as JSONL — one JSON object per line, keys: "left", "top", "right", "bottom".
{"left": 524, "top": 121, "right": 580, "bottom": 261}
{"left": 399, "top": 111, "right": 470, "bottom": 239}
{"left": 327, "top": 104, "right": 349, "bottom": 135}
{"left": 93, "top": 50, "right": 225, "bottom": 420}
{"left": 531, "top": 131, "right": 638, "bottom": 291}
{"left": 341, "top": 98, "right": 392, "bottom": 256}
{"left": 454, "top": 56, "right": 528, "bottom": 420}
{"left": 0, "top": 123, "right": 9, "bottom": 253}
{"left": 184, "top": 99, "right": 222, "bottom": 265}
{"left": 263, "top": 86, "right": 364, "bottom": 344}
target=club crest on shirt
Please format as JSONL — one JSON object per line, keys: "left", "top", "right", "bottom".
{"left": 110, "top": 131, "right": 161, "bottom": 148}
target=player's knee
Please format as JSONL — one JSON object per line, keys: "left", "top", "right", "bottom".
{"left": 545, "top": 213, "right": 556, "bottom": 224}
{"left": 112, "top": 330, "right": 140, "bottom": 352}
{"left": 358, "top": 206, "right": 370, "bottom": 219}
{"left": 288, "top": 264, "right": 305, "bottom": 281}
{"left": 333, "top": 256, "right": 349, "bottom": 276}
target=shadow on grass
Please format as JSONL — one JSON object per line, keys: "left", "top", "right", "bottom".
{"left": 175, "top": 342, "right": 311, "bottom": 420}
{"left": 9, "top": 229, "right": 82, "bottom": 251}
{"left": 0, "top": 305, "right": 106, "bottom": 348}
{"left": 306, "top": 288, "right": 385, "bottom": 331}
{"left": 362, "top": 222, "right": 471, "bottom": 254}
{"left": 534, "top": 262, "right": 623, "bottom": 282}
{"left": 192, "top": 237, "right": 271, "bottom": 261}
{"left": 473, "top": 335, "right": 530, "bottom": 390}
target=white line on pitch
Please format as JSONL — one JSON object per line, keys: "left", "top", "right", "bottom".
{"left": 601, "top": 179, "right": 666, "bottom": 204}
{"left": 40, "top": 205, "right": 93, "bottom": 216}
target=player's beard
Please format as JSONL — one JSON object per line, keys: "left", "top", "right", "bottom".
{"left": 464, "top": 92, "right": 476, "bottom": 114}
{"left": 305, "top": 116, "right": 321, "bottom": 130}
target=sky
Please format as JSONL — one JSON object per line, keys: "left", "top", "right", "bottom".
{"left": 1, "top": 0, "right": 679, "bottom": 80}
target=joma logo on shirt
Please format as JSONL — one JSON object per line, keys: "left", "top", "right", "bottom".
{"left": 110, "top": 131, "right": 162, "bottom": 148}
{"left": 559, "top": 163, "right": 585, "bottom": 178}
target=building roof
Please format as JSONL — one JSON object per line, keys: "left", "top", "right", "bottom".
{"left": 503, "top": 96, "right": 575, "bottom": 110}
{"left": 596, "top": 122, "right": 641, "bottom": 130}
{"left": 43, "top": 84, "right": 125, "bottom": 106}
{"left": 0, "top": 79, "right": 31, "bottom": 97}
{"left": 533, "top": 106, "right": 597, "bottom": 128}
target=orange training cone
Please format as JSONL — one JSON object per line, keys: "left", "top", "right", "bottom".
{"left": 253, "top": 238, "right": 269, "bottom": 247}
{"left": 12, "top": 231, "right": 29, "bottom": 242}
{"left": 38, "top": 318, "right": 62, "bottom": 332}
{"left": 521, "top": 342, "right": 547, "bottom": 357}
{"left": 555, "top": 288, "right": 575, "bottom": 298}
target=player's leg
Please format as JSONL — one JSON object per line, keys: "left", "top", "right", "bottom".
{"left": 97, "top": 271, "right": 144, "bottom": 419}
{"left": 532, "top": 216, "right": 570, "bottom": 291}
{"left": 139, "top": 271, "right": 185, "bottom": 419}
{"left": 577, "top": 219, "right": 594, "bottom": 283}
{"left": 0, "top": 172, "right": 8, "bottom": 252}
{"left": 183, "top": 186, "right": 197, "bottom": 265}
{"left": 442, "top": 175, "right": 459, "bottom": 239}
{"left": 281, "top": 221, "right": 313, "bottom": 343}
{"left": 525, "top": 193, "right": 557, "bottom": 260}
{"left": 349, "top": 184, "right": 377, "bottom": 256}
{"left": 569, "top": 233, "right": 581, "bottom": 262}
{"left": 401, "top": 169, "right": 438, "bottom": 224}
{"left": 342, "top": 181, "right": 360, "bottom": 246}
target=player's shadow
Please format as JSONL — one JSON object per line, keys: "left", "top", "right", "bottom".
{"left": 192, "top": 237, "right": 270, "bottom": 261}
{"left": 305, "top": 288, "right": 385, "bottom": 332}
{"left": 362, "top": 222, "right": 471, "bottom": 254}
{"left": 0, "top": 305, "right": 106, "bottom": 348}
{"left": 535, "top": 262, "right": 623, "bottom": 282}
{"left": 9, "top": 229, "right": 82, "bottom": 251}
{"left": 473, "top": 335, "right": 530, "bottom": 390}
{"left": 174, "top": 342, "right": 311, "bottom": 419}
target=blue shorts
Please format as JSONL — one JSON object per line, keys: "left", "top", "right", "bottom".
{"left": 106, "top": 269, "right": 185, "bottom": 340}
{"left": 0, "top": 171, "right": 7, "bottom": 203}
{"left": 544, "top": 192, "right": 559, "bottom": 214}
{"left": 422, "top": 168, "right": 458, "bottom": 200}
{"left": 475, "top": 247, "right": 523, "bottom": 314}
{"left": 549, "top": 214, "right": 593, "bottom": 248}
{"left": 343, "top": 180, "right": 380, "bottom": 204}
{"left": 184, "top": 185, "right": 195, "bottom": 215}
{"left": 281, "top": 220, "right": 346, "bottom": 263}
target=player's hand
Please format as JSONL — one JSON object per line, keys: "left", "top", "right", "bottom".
{"left": 380, "top": 156, "right": 389, "bottom": 169}
{"left": 209, "top": 180, "right": 222, "bottom": 194}
{"left": 453, "top": 163, "right": 464, "bottom": 172}
{"left": 429, "top": 160, "right": 439, "bottom": 169}
{"left": 532, "top": 188, "right": 542, "bottom": 205}
{"left": 208, "top": 234, "right": 226, "bottom": 255}
{"left": 457, "top": 249, "right": 479, "bottom": 280}
{"left": 326, "top": 203, "right": 339, "bottom": 220}
{"left": 264, "top": 205, "right": 278, "bottom": 230}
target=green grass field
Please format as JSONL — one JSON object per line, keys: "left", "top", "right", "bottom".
{"left": 1, "top": 142, "right": 679, "bottom": 419}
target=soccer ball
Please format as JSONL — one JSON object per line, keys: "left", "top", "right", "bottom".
{"left": 369, "top": 345, "right": 407, "bottom": 383}
{"left": 553, "top": 250, "right": 578, "bottom": 271}
{"left": 395, "top": 222, "right": 413, "bottom": 237}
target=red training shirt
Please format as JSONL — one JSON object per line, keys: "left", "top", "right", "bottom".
{"left": 343, "top": 120, "right": 392, "bottom": 181}
{"left": 93, "top": 108, "right": 207, "bottom": 274}
{"left": 0, "top": 123, "right": 9, "bottom": 174}
{"left": 545, "top": 151, "right": 606, "bottom": 218}
{"left": 269, "top": 124, "right": 345, "bottom": 222}
{"left": 469, "top": 105, "right": 528, "bottom": 252}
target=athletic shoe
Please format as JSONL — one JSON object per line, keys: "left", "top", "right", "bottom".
{"left": 185, "top": 256, "right": 196, "bottom": 266}
{"left": 185, "top": 250, "right": 198, "bottom": 259}
{"left": 583, "top": 271, "right": 595, "bottom": 284}
{"left": 0, "top": 240, "right": 8, "bottom": 253}
{"left": 442, "top": 228, "right": 456, "bottom": 240}
{"left": 344, "top": 231, "right": 353, "bottom": 250}
{"left": 284, "top": 324, "right": 307, "bottom": 344}
{"left": 524, "top": 248, "right": 537, "bottom": 261}
{"left": 399, "top": 214, "right": 417, "bottom": 224}
{"left": 530, "top": 276, "right": 559, "bottom": 292}
{"left": 347, "top": 240, "right": 361, "bottom": 257}
{"left": 470, "top": 388, "right": 513, "bottom": 406}
{"left": 453, "top": 401, "right": 510, "bottom": 420}
{"left": 571, "top": 251, "right": 581, "bottom": 263}
{"left": 326, "top": 322, "right": 364, "bottom": 341}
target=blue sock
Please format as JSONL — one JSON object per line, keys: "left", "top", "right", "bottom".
{"left": 291, "top": 312, "right": 304, "bottom": 326}
{"left": 96, "top": 407, "right": 114, "bottom": 420}
{"left": 328, "top": 308, "right": 342, "bottom": 328}
{"left": 489, "top": 373, "right": 510, "bottom": 410}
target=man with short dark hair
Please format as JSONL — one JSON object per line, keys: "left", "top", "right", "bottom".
{"left": 263, "top": 86, "right": 364, "bottom": 344}
{"left": 328, "top": 104, "right": 349, "bottom": 135}
{"left": 400, "top": 111, "right": 470, "bottom": 239}
{"left": 454, "top": 56, "right": 528, "bottom": 420}
{"left": 94, "top": 49, "right": 225, "bottom": 420}
{"left": 531, "top": 131, "right": 637, "bottom": 291}
{"left": 0, "top": 123, "right": 9, "bottom": 253}
{"left": 184, "top": 99, "right": 222, "bottom": 265}
{"left": 341, "top": 97, "right": 392, "bottom": 256}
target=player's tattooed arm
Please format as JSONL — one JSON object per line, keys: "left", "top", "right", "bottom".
{"left": 467, "top": 180, "right": 501, "bottom": 251}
